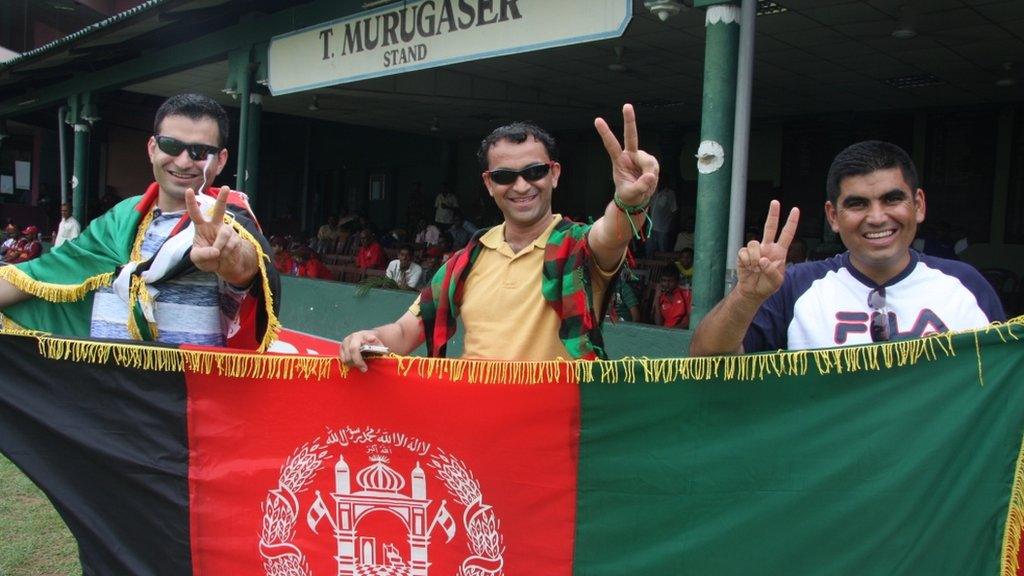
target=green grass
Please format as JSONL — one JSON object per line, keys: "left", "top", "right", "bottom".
{"left": 0, "top": 455, "right": 81, "bottom": 576}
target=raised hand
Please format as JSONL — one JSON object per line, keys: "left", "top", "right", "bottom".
{"left": 736, "top": 200, "right": 800, "bottom": 302}
{"left": 594, "top": 104, "right": 659, "bottom": 207}
{"left": 186, "top": 185, "right": 257, "bottom": 286}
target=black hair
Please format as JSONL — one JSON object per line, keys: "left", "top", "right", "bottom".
{"left": 477, "top": 122, "right": 558, "bottom": 170}
{"left": 153, "top": 93, "right": 230, "bottom": 148}
{"left": 680, "top": 247, "right": 694, "bottom": 255}
{"left": 826, "top": 140, "right": 918, "bottom": 204}
{"left": 661, "top": 265, "right": 680, "bottom": 279}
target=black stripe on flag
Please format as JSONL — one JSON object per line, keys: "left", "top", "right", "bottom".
{"left": 0, "top": 335, "right": 191, "bottom": 575}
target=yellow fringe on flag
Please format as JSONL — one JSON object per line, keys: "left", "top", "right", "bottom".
{"left": 0, "top": 265, "right": 113, "bottom": 303}
{"left": 228, "top": 218, "right": 282, "bottom": 353}
{"left": 1002, "top": 431, "right": 1024, "bottom": 576}
{"left": 2, "top": 316, "right": 1020, "bottom": 385}
{"left": 19, "top": 333, "right": 339, "bottom": 380}
{"left": 390, "top": 317, "right": 1023, "bottom": 385}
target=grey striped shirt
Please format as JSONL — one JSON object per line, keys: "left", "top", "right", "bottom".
{"left": 89, "top": 210, "right": 246, "bottom": 346}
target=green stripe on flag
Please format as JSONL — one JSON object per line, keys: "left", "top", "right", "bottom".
{"left": 575, "top": 328, "right": 1024, "bottom": 575}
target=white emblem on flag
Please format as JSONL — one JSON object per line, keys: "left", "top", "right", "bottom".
{"left": 259, "top": 425, "right": 504, "bottom": 576}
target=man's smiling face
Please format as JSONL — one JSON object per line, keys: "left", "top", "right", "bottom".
{"left": 482, "top": 136, "right": 560, "bottom": 233}
{"left": 825, "top": 166, "right": 926, "bottom": 284}
{"left": 148, "top": 114, "right": 226, "bottom": 212}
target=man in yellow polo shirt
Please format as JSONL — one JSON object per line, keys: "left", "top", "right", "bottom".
{"left": 341, "top": 104, "right": 659, "bottom": 369}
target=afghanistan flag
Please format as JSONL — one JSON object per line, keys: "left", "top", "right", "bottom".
{"left": 1, "top": 320, "right": 1024, "bottom": 575}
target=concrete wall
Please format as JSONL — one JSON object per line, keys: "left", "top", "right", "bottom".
{"left": 279, "top": 276, "right": 692, "bottom": 359}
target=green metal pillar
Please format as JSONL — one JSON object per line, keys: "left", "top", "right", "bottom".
{"left": 244, "top": 92, "right": 263, "bottom": 201}
{"left": 66, "top": 93, "right": 94, "bottom": 224}
{"left": 690, "top": 1, "right": 741, "bottom": 327}
{"left": 227, "top": 48, "right": 253, "bottom": 193}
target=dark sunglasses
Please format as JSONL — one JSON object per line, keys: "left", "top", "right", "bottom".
{"left": 867, "top": 286, "right": 890, "bottom": 342}
{"left": 485, "top": 162, "right": 553, "bottom": 185}
{"left": 154, "top": 135, "right": 222, "bottom": 161}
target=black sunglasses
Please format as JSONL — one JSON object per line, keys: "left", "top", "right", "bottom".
{"left": 868, "top": 286, "right": 890, "bottom": 342}
{"left": 154, "top": 135, "right": 222, "bottom": 161}
{"left": 485, "top": 162, "right": 553, "bottom": 185}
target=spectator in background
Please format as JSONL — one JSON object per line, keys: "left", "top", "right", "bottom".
{"left": 5, "top": 226, "right": 42, "bottom": 264}
{"left": 674, "top": 247, "right": 694, "bottom": 286}
{"left": 292, "top": 246, "right": 333, "bottom": 280}
{"left": 0, "top": 224, "right": 18, "bottom": 259}
{"left": 53, "top": 203, "right": 81, "bottom": 248}
{"left": 417, "top": 254, "right": 439, "bottom": 289}
{"left": 653, "top": 265, "right": 691, "bottom": 329}
{"left": 316, "top": 215, "right": 342, "bottom": 254}
{"left": 448, "top": 211, "right": 477, "bottom": 248}
{"left": 426, "top": 233, "right": 454, "bottom": 262}
{"left": 414, "top": 218, "right": 441, "bottom": 246}
{"left": 434, "top": 182, "right": 459, "bottom": 227}
{"left": 611, "top": 276, "right": 641, "bottom": 322}
{"left": 271, "top": 236, "right": 293, "bottom": 274}
{"left": 646, "top": 181, "right": 677, "bottom": 256}
{"left": 355, "top": 229, "right": 387, "bottom": 270}
{"left": 385, "top": 246, "right": 423, "bottom": 290}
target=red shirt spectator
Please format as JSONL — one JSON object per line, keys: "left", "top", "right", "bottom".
{"left": 653, "top": 267, "right": 691, "bottom": 329}
{"left": 293, "top": 248, "right": 334, "bottom": 280}
{"left": 355, "top": 230, "right": 387, "bottom": 270}
{"left": 657, "top": 286, "right": 692, "bottom": 329}
{"left": 5, "top": 226, "right": 42, "bottom": 264}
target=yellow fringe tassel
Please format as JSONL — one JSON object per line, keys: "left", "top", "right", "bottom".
{"left": 228, "top": 218, "right": 282, "bottom": 353}
{"left": 24, "top": 333, "right": 339, "bottom": 380}
{"left": 0, "top": 265, "right": 113, "bottom": 303}
{"left": 1002, "top": 430, "right": 1024, "bottom": 576}
{"left": 388, "top": 317, "right": 1024, "bottom": 385}
{"left": 4, "top": 315, "right": 1022, "bottom": 385}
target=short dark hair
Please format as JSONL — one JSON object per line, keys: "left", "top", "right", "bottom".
{"left": 153, "top": 93, "right": 230, "bottom": 148}
{"left": 660, "top": 265, "right": 680, "bottom": 279}
{"left": 826, "top": 140, "right": 918, "bottom": 204}
{"left": 477, "top": 122, "right": 558, "bottom": 169}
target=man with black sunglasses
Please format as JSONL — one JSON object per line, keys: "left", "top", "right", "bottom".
{"left": 690, "top": 140, "right": 1004, "bottom": 355}
{"left": 341, "top": 104, "right": 659, "bottom": 368}
{"left": 0, "top": 93, "right": 280, "bottom": 350}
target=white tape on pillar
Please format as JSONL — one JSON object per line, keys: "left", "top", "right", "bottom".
{"left": 696, "top": 140, "right": 726, "bottom": 174}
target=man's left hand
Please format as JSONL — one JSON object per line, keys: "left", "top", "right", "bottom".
{"left": 595, "top": 103, "right": 660, "bottom": 207}
{"left": 186, "top": 186, "right": 257, "bottom": 287}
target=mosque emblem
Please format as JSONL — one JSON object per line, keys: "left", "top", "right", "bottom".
{"left": 260, "top": 426, "right": 505, "bottom": 576}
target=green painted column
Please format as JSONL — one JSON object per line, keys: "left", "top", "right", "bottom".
{"left": 227, "top": 48, "right": 253, "bottom": 193}
{"left": 690, "top": 1, "right": 741, "bottom": 327}
{"left": 65, "top": 93, "right": 94, "bottom": 224}
{"left": 72, "top": 121, "right": 89, "bottom": 223}
{"left": 243, "top": 93, "right": 263, "bottom": 201}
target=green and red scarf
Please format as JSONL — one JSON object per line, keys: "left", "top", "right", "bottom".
{"left": 419, "top": 217, "right": 613, "bottom": 360}
{"left": 0, "top": 182, "right": 280, "bottom": 350}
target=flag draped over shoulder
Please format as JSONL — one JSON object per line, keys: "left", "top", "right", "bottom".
{"left": 0, "top": 183, "right": 281, "bottom": 350}
{"left": 1, "top": 321, "right": 1023, "bottom": 575}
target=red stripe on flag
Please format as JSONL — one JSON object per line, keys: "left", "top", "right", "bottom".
{"left": 186, "top": 358, "right": 579, "bottom": 575}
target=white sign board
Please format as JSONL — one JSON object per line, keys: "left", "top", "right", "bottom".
{"left": 14, "top": 161, "right": 30, "bottom": 190}
{"left": 268, "top": 0, "right": 631, "bottom": 95}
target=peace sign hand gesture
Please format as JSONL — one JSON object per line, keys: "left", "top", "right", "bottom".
{"left": 186, "top": 186, "right": 258, "bottom": 287}
{"left": 736, "top": 200, "right": 800, "bottom": 302}
{"left": 594, "top": 103, "right": 659, "bottom": 207}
